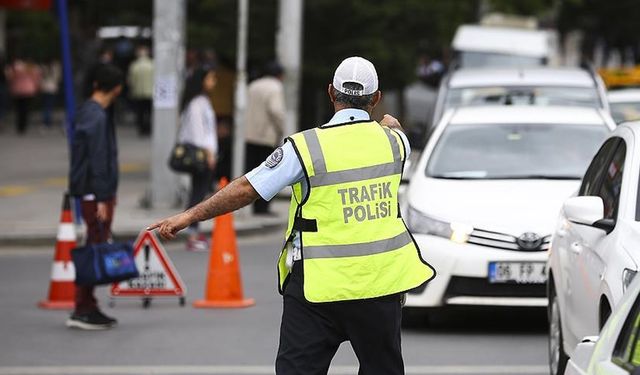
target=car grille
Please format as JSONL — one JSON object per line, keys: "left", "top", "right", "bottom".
{"left": 467, "top": 228, "right": 550, "bottom": 252}
{"left": 445, "top": 276, "right": 546, "bottom": 298}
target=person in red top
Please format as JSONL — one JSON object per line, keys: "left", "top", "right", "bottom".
{"left": 5, "top": 56, "right": 41, "bottom": 135}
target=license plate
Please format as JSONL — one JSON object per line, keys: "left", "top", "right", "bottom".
{"left": 488, "top": 262, "right": 547, "bottom": 284}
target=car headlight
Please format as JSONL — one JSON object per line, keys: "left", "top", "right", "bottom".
{"left": 623, "top": 268, "right": 637, "bottom": 293}
{"left": 406, "top": 206, "right": 473, "bottom": 243}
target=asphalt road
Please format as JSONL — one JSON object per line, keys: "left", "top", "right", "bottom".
{"left": 0, "top": 230, "right": 549, "bottom": 375}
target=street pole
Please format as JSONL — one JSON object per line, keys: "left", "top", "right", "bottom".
{"left": 232, "top": 0, "right": 249, "bottom": 180}
{"left": 276, "top": 0, "right": 303, "bottom": 137}
{"left": 54, "top": 0, "right": 81, "bottom": 222}
{"left": 150, "top": 0, "right": 186, "bottom": 208}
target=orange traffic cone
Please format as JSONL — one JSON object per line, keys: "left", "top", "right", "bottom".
{"left": 38, "top": 193, "right": 77, "bottom": 309}
{"left": 193, "top": 178, "right": 255, "bottom": 309}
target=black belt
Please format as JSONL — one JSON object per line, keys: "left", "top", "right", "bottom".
{"left": 293, "top": 217, "right": 317, "bottom": 232}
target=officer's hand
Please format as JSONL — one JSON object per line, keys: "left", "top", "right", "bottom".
{"left": 147, "top": 212, "right": 192, "bottom": 240}
{"left": 380, "top": 114, "right": 403, "bottom": 131}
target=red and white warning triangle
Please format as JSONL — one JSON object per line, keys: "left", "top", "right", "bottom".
{"left": 111, "top": 230, "right": 186, "bottom": 297}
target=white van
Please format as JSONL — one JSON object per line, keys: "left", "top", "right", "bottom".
{"left": 452, "top": 24, "right": 554, "bottom": 68}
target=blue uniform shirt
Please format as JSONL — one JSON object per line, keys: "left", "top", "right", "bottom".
{"left": 245, "top": 108, "right": 411, "bottom": 265}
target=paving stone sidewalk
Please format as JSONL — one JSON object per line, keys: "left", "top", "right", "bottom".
{"left": 0, "top": 125, "right": 288, "bottom": 245}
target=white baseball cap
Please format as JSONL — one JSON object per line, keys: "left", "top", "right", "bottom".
{"left": 332, "top": 56, "right": 379, "bottom": 96}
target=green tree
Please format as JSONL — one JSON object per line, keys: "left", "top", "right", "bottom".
{"left": 6, "top": 10, "right": 60, "bottom": 61}
{"left": 300, "top": 0, "right": 477, "bottom": 126}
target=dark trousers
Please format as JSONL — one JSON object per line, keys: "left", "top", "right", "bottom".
{"left": 245, "top": 142, "right": 275, "bottom": 213}
{"left": 74, "top": 198, "right": 115, "bottom": 314}
{"left": 188, "top": 168, "right": 214, "bottom": 231}
{"left": 276, "top": 262, "right": 404, "bottom": 375}
{"left": 42, "top": 93, "right": 55, "bottom": 127}
{"left": 14, "top": 97, "right": 31, "bottom": 134}
{"left": 133, "top": 98, "right": 152, "bottom": 136}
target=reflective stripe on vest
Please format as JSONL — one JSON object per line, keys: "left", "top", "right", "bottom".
{"left": 303, "top": 126, "right": 403, "bottom": 187}
{"left": 304, "top": 231, "right": 413, "bottom": 259}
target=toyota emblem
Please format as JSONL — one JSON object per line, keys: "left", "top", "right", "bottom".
{"left": 517, "top": 232, "right": 542, "bottom": 250}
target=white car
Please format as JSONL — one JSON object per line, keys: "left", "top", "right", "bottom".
{"left": 548, "top": 122, "right": 640, "bottom": 375}
{"left": 563, "top": 274, "right": 640, "bottom": 375}
{"left": 432, "top": 67, "right": 609, "bottom": 126}
{"left": 608, "top": 89, "right": 640, "bottom": 124}
{"left": 403, "top": 106, "right": 614, "bottom": 317}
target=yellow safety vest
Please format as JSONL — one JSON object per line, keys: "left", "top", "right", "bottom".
{"left": 278, "top": 120, "right": 435, "bottom": 303}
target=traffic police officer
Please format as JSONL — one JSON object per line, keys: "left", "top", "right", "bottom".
{"left": 149, "top": 56, "right": 435, "bottom": 374}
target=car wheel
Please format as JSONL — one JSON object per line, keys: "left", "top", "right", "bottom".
{"left": 549, "top": 291, "right": 569, "bottom": 375}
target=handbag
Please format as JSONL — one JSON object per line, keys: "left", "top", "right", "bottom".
{"left": 71, "top": 230, "right": 139, "bottom": 286}
{"left": 168, "top": 143, "right": 208, "bottom": 174}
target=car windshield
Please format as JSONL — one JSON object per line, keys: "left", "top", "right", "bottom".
{"left": 458, "top": 52, "right": 544, "bottom": 68}
{"left": 610, "top": 101, "right": 640, "bottom": 124}
{"left": 445, "top": 86, "right": 600, "bottom": 111}
{"left": 426, "top": 123, "right": 609, "bottom": 180}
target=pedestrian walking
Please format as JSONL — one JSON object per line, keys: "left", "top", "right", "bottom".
{"left": 149, "top": 56, "right": 435, "bottom": 374}
{"left": 40, "top": 58, "right": 61, "bottom": 129}
{"left": 67, "top": 64, "right": 124, "bottom": 330}
{"left": 6, "top": 56, "right": 41, "bottom": 135}
{"left": 244, "top": 61, "right": 285, "bottom": 215}
{"left": 127, "top": 45, "right": 154, "bottom": 136}
{"left": 176, "top": 65, "right": 218, "bottom": 252}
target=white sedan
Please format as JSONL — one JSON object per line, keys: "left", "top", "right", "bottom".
{"left": 404, "top": 106, "right": 614, "bottom": 317}
{"left": 563, "top": 273, "right": 640, "bottom": 375}
{"left": 549, "top": 122, "right": 640, "bottom": 375}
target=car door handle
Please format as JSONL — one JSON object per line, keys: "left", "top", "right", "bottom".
{"left": 570, "top": 242, "right": 583, "bottom": 254}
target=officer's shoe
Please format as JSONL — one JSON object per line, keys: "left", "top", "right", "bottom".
{"left": 66, "top": 310, "right": 116, "bottom": 330}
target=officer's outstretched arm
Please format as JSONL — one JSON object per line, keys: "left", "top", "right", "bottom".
{"left": 147, "top": 176, "right": 260, "bottom": 240}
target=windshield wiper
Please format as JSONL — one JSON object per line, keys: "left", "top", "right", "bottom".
{"left": 429, "top": 175, "right": 481, "bottom": 180}
{"left": 429, "top": 174, "right": 581, "bottom": 180}
{"left": 485, "top": 175, "right": 581, "bottom": 180}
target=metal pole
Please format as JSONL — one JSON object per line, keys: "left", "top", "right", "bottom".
{"left": 276, "top": 0, "right": 303, "bottom": 137}
{"left": 55, "top": 0, "right": 76, "bottom": 149}
{"left": 150, "top": 0, "right": 185, "bottom": 208}
{"left": 55, "top": 0, "right": 81, "bottom": 222}
{"left": 232, "top": 0, "right": 249, "bottom": 180}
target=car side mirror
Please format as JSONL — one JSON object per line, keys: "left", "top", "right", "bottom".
{"left": 564, "top": 196, "right": 615, "bottom": 234}
{"left": 564, "top": 196, "right": 604, "bottom": 225}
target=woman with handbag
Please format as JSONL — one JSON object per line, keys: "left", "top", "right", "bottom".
{"left": 176, "top": 65, "right": 218, "bottom": 251}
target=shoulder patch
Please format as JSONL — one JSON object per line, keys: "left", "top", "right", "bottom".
{"left": 265, "top": 147, "right": 284, "bottom": 168}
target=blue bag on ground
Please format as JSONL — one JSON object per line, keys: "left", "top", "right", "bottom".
{"left": 72, "top": 241, "right": 139, "bottom": 286}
